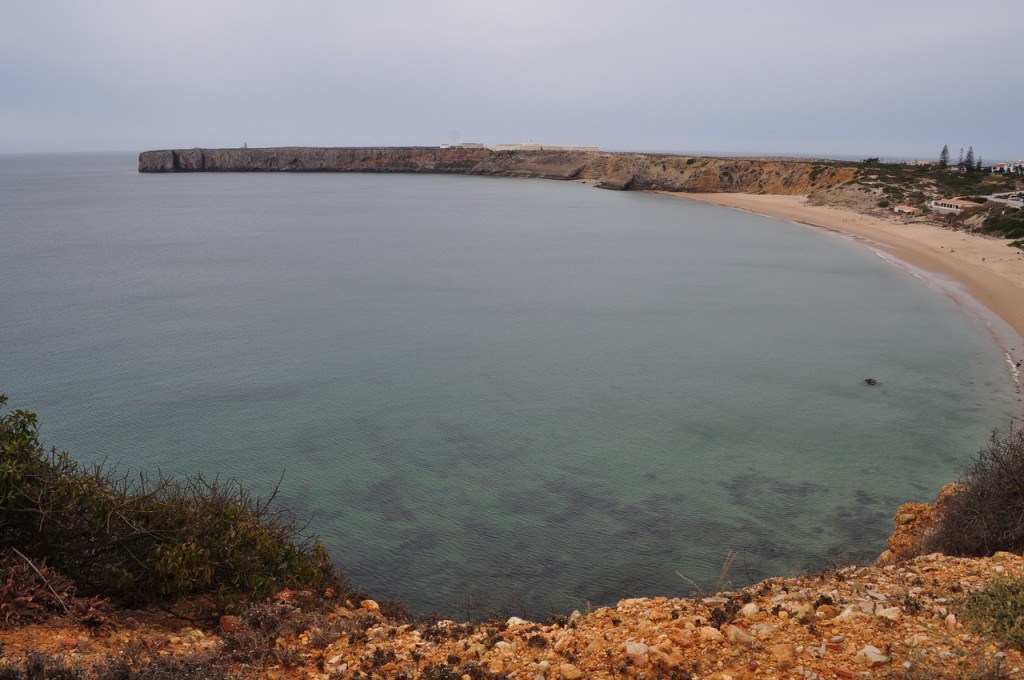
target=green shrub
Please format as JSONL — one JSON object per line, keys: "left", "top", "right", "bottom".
{"left": 979, "top": 207, "right": 1024, "bottom": 239}
{"left": 957, "top": 574, "right": 1024, "bottom": 650}
{"left": 926, "top": 426, "right": 1024, "bottom": 556}
{"left": 0, "top": 395, "right": 340, "bottom": 609}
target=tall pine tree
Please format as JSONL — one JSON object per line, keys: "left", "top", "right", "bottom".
{"left": 940, "top": 144, "right": 949, "bottom": 167}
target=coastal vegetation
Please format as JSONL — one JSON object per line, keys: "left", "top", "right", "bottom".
{"left": 976, "top": 203, "right": 1024, "bottom": 241}
{"left": 0, "top": 394, "right": 343, "bottom": 615}
{"left": 853, "top": 162, "right": 1017, "bottom": 204}
{"left": 926, "top": 425, "right": 1024, "bottom": 557}
{"left": 849, "top": 159, "right": 1024, "bottom": 241}
{"left": 928, "top": 425, "right": 1024, "bottom": 662}
{"left": 959, "top": 573, "right": 1024, "bottom": 652}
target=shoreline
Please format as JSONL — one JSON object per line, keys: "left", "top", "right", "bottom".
{"left": 663, "top": 191, "right": 1024, "bottom": 395}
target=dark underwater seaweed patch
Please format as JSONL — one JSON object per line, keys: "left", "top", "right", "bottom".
{"left": 365, "top": 477, "right": 417, "bottom": 522}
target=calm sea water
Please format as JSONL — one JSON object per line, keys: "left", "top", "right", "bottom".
{"left": 1, "top": 153, "right": 1018, "bottom": 617}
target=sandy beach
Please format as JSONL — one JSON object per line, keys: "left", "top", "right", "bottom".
{"left": 664, "top": 192, "right": 1024, "bottom": 389}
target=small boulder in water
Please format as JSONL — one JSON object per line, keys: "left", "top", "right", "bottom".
{"left": 864, "top": 378, "right": 878, "bottom": 386}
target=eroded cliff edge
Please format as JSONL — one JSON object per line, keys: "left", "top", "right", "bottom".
{"left": 138, "top": 146, "right": 857, "bottom": 195}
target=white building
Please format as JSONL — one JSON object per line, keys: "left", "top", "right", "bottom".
{"left": 491, "top": 143, "right": 544, "bottom": 151}
{"left": 489, "top": 143, "right": 599, "bottom": 152}
{"left": 929, "top": 198, "right": 983, "bottom": 214}
{"left": 991, "top": 162, "right": 1022, "bottom": 174}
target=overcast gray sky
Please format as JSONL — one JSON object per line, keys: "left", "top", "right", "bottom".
{"left": 2, "top": 0, "right": 1021, "bottom": 159}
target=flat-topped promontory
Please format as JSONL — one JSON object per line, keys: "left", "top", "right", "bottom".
{"left": 137, "top": 146, "right": 856, "bottom": 194}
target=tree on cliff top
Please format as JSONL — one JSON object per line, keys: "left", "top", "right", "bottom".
{"left": 939, "top": 144, "right": 950, "bottom": 168}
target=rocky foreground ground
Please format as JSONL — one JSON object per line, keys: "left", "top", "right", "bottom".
{"left": 3, "top": 551, "right": 1022, "bottom": 679}
{"left": 3, "top": 489, "right": 1023, "bottom": 680}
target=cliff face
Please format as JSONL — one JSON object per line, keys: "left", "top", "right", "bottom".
{"left": 137, "top": 146, "right": 493, "bottom": 174}
{"left": 139, "top": 147, "right": 857, "bottom": 195}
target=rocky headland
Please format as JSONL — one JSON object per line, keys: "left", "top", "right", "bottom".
{"left": 138, "top": 147, "right": 857, "bottom": 195}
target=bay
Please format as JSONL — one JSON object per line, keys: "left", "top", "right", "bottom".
{"left": 0, "top": 153, "right": 1017, "bottom": 617}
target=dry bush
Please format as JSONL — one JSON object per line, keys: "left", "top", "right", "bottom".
{"left": 926, "top": 425, "right": 1024, "bottom": 557}
{"left": 0, "top": 549, "right": 76, "bottom": 624}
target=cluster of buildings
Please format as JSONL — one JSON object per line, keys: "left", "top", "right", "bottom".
{"left": 897, "top": 195, "right": 1023, "bottom": 216}
{"left": 892, "top": 156, "right": 1023, "bottom": 216}
{"left": 905, "top": 159, "right": 1023, "bottom": 174}
{"left": 894, "top": 197, "right": 990, "bottom": 216}
{"left": 990, "top": 161, "right": 1023, "bottom": 174}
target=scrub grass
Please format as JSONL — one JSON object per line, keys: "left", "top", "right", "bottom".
{"left": 957, "top": 575, "right": 1024, "bottom": 650}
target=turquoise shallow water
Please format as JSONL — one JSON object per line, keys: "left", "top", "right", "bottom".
{"left": 0, "top": 154, "right": 1018, "bottom": 617}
